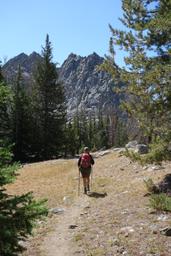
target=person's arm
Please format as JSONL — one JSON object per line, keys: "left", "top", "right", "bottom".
{"left": 90, "top": 154, "right": 94, "bottom": 165}
{"left": 78, "top": 156, "right": 81, "bottom": 167}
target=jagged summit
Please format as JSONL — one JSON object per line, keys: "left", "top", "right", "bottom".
{"left": 59, "top": 52, "right": 118, "bottom": 116}
{"left": 3, "top": 52, "right": 42, "bottom": 80}
{"left": 2, "top": 51, "right": 120, "bottom": 116}
{"left": 66, "top": 52, "right": 82, "bottom": 59}
{"left": 3, "top": 53, "right": 28, "bottom": 69}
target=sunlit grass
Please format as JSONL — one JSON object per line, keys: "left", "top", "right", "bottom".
{"left": 6, "top": 159, "right": 79, "bottom": 208}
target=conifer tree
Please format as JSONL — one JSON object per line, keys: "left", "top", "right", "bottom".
{"left": 0, "top": 62, "right": 4, "bottom": 82}
{"left": 87, "top": 113, "right": 94, "bottom": 149}
{"left": 0, "top": 84, "right": 48, "bottom": 256}
{"left": 72, "top": 113, "right": 80, "bottom": 154}
{"left": 102, "top": 0, "right": 171, "bottom": 145}
{"left": 11, "top": 65, "right": 31, "bottom": 161}
{"left": 0, "top": 76, "right": 12, "bottom": 142}
{"left": 0, "top": 143, "right": 48, "bottom": 256}
{"left": 65, "top": 122, "right": 77, "bottom": 156}
{"left": 33, "top": 35, "right": 66, "bottom": 159}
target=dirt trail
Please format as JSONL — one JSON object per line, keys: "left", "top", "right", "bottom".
{"left": 40, "top": 196, "right": 90, "bottom": 256}
{"left": 19, "top": 152, "right": 171, "bottom": 255}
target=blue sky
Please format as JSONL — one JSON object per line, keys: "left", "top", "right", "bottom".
{"left": 1, "top": 0, "right": 124, "bottom": 66}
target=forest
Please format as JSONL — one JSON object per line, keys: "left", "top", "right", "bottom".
{"left": 0, "top": 0, "right": 171, "bottom": 255}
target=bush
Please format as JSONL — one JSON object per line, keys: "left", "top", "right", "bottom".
{"left": 123, "top": 148, "right": 142, "bottom": 162}
{"left": 142, "top": 141, "right": 170, "bottom": 164}
{"left": 149, "top": 193, "right": 171, "bottom": 212}
{"left": 124, "top": 140, "right": 171, "bottom": 165}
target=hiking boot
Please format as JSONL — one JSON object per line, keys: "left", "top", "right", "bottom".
{"left": 84, "top": 187, "right": 87, "bottom": 194}
{"left": 87, "top": 184, "right": 90, "bottom": 192}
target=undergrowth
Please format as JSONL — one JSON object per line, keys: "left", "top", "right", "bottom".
{"left": 149, "top": 193, "right": 171, "bottom": 212}
{"left": 144, "top": 178, "right": 171, "bottom": 212}
{"left": 124, "top": 140, "right": 171, "bottom": 165}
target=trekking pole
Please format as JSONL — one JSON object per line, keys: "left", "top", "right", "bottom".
{"left": 78, "top": 168, "right": 80, "bottom": 196}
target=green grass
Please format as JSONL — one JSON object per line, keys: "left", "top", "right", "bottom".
{"left": 149, "top": 193, "right": 171, "bottom": 212}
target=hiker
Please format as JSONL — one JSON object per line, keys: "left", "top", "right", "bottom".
{"left": 78, "top": 147, "right": 94, "bottom": 194}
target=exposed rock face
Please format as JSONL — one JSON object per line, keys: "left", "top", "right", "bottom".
{"left": 59, "top": 52, "right": 120, "bottom": 116}
{"left": 3, "top": 52, "right": 42, "bottom": 83}
{"left": 2, "top": 51, "right": 120, "bottom": 117}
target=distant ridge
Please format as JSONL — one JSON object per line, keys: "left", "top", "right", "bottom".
{"left": 3, "top": 52, "right": 121, "bottom": 116}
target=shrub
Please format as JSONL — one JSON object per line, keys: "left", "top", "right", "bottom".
{"left": 124, "top": 140, "right": 171, "bottom": 165}
{"left": 0, "top": 142, "right": 48, "bottom": 256}
{"left": 149, "top": 193, "right": 171, "bottom": 212}
{"left": 123, "top": 148, "right": 142, "bottom": 162}
{"left": 142, "top": 141, "right": 170, "bottom": 164}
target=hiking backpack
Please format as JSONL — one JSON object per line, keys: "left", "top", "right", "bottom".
{"left": 80, "top": 153, "right": 91, "bottom": 168}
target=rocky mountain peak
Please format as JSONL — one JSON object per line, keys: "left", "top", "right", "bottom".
{"left": 60, "top": 53, "right": 83, "bottom": 78}
{"left": 66, "top": 52, "right": 81, "bottom": 60}
{"left": 4, "top": 53, "right": 28, "bottom": 69}
{"left": 58, "top": 52, "right": 119, "bottom": 117}
{"left": 28, "top": 51, "right": 41, "bottom": 61}
{"left": 3, "top": 52, "right": 42, "bottom": 80}
{"left": 86, "top": 52, "right": 103, "bottom": 63}
{"left": 2, "top": 51, "right": 120, "bottom": 117}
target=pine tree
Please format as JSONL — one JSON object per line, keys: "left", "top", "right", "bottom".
{"left": 72, "top": 112, "right": 80, "bottom": 154}
{"left": 33, "top": 35, "right": 66, "bottom": 160}
{"left": 87, "top": 113, "right": 94, "bottom": 149}
{"left": 0, "top": 64, "right": 13, "bottom": 142}
{"left": 11, "top": 65, "right": 32, "bottom": 161}
{"left": 0, "top": 62, "right": 4, "bottom": 82}
{"left": 0, "top": 80, "right": 12, "bottom": 142}
{"left": 102, "top": 0, "right": 171, "bottom": 145}
{"left": 115, "top": 118, "right": 128, "bottom": 147}
{"left": 0, "top": 84, "right": 48, "bottom": 255}
{"left": 65, "top": 122, "right": 77, "bottom": 156}
{"left": 0, "top": 142, "right": 48, "bottom": 256}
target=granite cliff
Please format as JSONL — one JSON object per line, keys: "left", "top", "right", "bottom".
{"left": 3, "top": 52, "right": 120, "bottom": 116}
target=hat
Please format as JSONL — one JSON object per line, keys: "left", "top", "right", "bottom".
{"left": 84, "top": 147, "right": 89, "bottom": 152}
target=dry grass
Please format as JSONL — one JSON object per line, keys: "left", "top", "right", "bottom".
{"left": 5, "top": 152, "right": 171, "bottom": 256}
{"left": 6, "top": 159, "right": 79, "bottom": 208}
{"left": 74, "top": 153, "right": 171, "bottom": 256}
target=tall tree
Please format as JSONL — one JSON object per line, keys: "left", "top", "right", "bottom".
{"left": 33, "top": 35, "right": 66, "bottom": 160}
{"left": 0, "top": 84, "right": 47, "bottom": 256}
{"left": 11, "top": 65, "right": 32, "bottom": 161}
{"left": 0, "top": 67, "right": 12, "bottom": 142}
{"left": 102, "top": 0, "right": 171, "bottom": 145}
{"left": 0, "top": 62, "right": 4, "bottom": 82}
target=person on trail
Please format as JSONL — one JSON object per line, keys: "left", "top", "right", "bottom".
{"left": 78, "top": 147, "right": 94, "bottom": 194}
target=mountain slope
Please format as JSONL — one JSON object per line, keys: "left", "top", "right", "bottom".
{"left": 3, "top": 52, "right": 42, "bottom": 83}
{"left": 6, "top": 151, "right": 171, "bottom": 256}
{"left": 2, "top": 52, "right": 120, "bottom": 116}
{"left": 59, "top": 52, "right": 119, "bottom": 116}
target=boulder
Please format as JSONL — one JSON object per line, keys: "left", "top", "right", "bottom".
{"left": 125, "top": 140, "right": 138, "bottom": 148}
{"left": 125, "top": 141, "right": 148, "bottom": 154}
{"left": 135, "top": 144, "right": 148, "bottom": 154}
{"left": 158, "top": 174, "right": 171, "bottom": 194}
{"left": 160, "top": 227, "right": 171, "bottom": 236}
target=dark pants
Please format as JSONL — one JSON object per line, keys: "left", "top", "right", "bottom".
{"left": 80, "top": 167, "right": 91, "bottom": 178}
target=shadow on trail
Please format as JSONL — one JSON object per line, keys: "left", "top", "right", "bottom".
{"left": 87, "top": 192, "right": 107, "bottom": 198}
